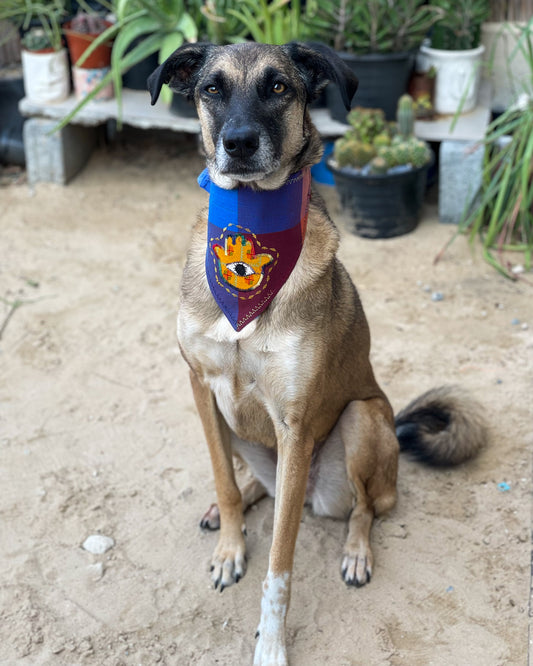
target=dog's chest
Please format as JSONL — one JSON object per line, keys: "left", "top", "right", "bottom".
{"left": 178, "top": 312, "right": 309, "bottom": 441}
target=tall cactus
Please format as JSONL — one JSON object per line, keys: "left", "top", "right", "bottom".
{"left": 397, "top": 94, "right": 415, "bottom": 139}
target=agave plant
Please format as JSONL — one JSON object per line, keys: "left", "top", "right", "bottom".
{"left": 305, "top": 0, "right": 443, "bottom": 54}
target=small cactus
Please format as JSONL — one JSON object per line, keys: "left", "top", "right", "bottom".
{"left": 369, "top": 156, "right": 389, "bottom": 175}
{"left": 372, "top": 132, "right": 390, "bottom": 148}
{"left": 334, "top": 138, "right": 376, "bottom": 168}
{"left": 408, "top": 139, "right": 431, "bottom": 168}
{"left": 332, "top": 97, "right": 430, "bottom": 172}
{"left": 397, "top": 94, "right": 415, "bottom": 139}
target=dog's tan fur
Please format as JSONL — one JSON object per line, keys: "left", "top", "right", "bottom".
{"left": 148, "top": 42, "right": 486, "bottom": 666}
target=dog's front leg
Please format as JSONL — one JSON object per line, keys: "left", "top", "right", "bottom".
{"left": 189, "top": 370, "right": 246, "bottom": 590}
{"left": 254, "top": 425, "right": 314, "bottom": 666}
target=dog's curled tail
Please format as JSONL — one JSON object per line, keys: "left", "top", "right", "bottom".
{"left": 394, "top": 386, "right": 487, "bottom": 466}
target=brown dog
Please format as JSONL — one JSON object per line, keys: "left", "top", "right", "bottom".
{"left": 148, "top": 42, "right": 486, "bottom": 666}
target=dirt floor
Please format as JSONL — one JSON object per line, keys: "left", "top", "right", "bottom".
{"left": 1, "top": 130, "right": 532, "bottom": 666}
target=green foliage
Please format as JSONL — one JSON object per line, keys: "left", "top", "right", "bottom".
{"left": 21, "top": 27, "right": 54, "bottom": 51}
{"left": 305, "top": 0, "right": 443, "bottom": 54}
{"left": 226, "top": 0, "right": 311, "bottom": 44}
{"left": 187, "top": 0, "right": 247, "bottom": 44}
{"left": 0, "top": 0, "right": 67, "bottom": 52}
{"left": 440, "top": 20, "right": 533, "bottom": 278}
{"left": 333, "top": 97, "right": 431, "bottom": 173}
{"left": 55, "top": 0, "right": 199, "bottom": 131}
{"left": 430, "top": 0, "right": 490, "bottom": 50}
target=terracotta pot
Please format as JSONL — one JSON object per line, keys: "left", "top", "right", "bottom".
{"left": 63, "top": 20, "right": 113, "bottom": 69}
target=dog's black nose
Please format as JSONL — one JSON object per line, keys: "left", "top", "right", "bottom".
{"left": 223, "top": 127, "right": 260, "bottom": 159}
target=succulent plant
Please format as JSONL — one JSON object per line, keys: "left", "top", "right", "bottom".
{"left": 21, "top": 28, "right": 53, "bottom": 52}
{"left": 334, "top": 138, "right": 376, "bottom": 167}
{"left": 332, "top": 95, "right": 431, "bottom": 174}
{"left": 397, "top": 94, "right": 414, "bottom": 139}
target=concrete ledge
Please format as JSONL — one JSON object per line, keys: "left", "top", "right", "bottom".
{"left": 23, "top": 118, "right": 99, "bottom": 185}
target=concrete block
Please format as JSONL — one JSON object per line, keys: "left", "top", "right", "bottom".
{"left": 23, "top": 117, "right": 98, "bottom": 185}
{"left": 438, "top": 139, "right": 484, "bottom": 224}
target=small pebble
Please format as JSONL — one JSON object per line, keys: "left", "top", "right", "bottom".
{"left": 82, "top": 534, "right": 115, "bottom": 555}
{"left": 423, "top": 284, "right": 431, "bottom": 293}
{"left": 522, "top": 323, "right": 529, "bottom": 330}
{"left": 431, "top": 291, "right": 444, "bottom": 302}
{"left": 511, "top": 318, "right": 520, "bottom": 326}
{"left": 511, "top": 264, "right": 524, "bottom": 275}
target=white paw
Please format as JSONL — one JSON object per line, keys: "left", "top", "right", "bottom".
{"left": 253, "top": 630, "right": 288, "bottom": 666}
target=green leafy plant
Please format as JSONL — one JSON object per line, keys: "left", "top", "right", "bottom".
{"left": 439, "top": 19, "right": 533, "bottom": 279}
{"left": 332, "top": 95, "right": 431, "bottom": 174}
{"left": 55, "top": 0, "right": 198, "bottom": 130}
{"left": 188, "top": 0, "right": 247, "bottom": 45}
{"left": 0, "top": 0, "right": 67, "bottom": 52}
{"left": 226, "top": 0, "right": 311, "bottom": 45}
{"left": 430, "top": 0, "right": 490, "bottom": 50}
{"left": 305, "top": 0, "right": 443, "bottom": 53}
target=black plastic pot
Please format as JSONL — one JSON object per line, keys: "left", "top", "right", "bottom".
{"left": 327, "top": 51, "right": 415, "bottom": 122}
{"left": 327, "top": 153, "right": 433, "bottom": 239}
{"left": 122, "top": 40, "right": 159, "bottom": 90}
{"left": 0, "top": 77, "right": 25, "bottom": 167}
{"left": 170, "top": 93, "right": 198, "bottom": 118}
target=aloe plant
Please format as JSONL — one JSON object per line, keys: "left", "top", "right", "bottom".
{"left": 446, "top": 19, "right": 533, "bottom": 279}
{"left": 226, "top": 0, "right": 311, "bottom": 45}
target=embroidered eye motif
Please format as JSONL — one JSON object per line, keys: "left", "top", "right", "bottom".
{"left": 225, "top": 262, "right": 255, "bottom": 277}
{"left": 214, "top": 235, "right": 273, "bottom": 291}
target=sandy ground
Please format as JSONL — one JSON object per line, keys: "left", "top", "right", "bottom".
{"left": 1, "top": 131, "right": 532, "bottom": 666}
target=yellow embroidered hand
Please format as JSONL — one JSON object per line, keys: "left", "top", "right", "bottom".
{"left": 214, "top": 235, "right": 273, "bottom": 291}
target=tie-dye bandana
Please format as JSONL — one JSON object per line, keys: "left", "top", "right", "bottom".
{"left": 199, "top": 168, "right": 311, "bottom": 332}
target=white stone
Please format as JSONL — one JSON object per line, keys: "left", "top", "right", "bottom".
{"left": 82, "top": 534, "right": 114, "bottom": 555}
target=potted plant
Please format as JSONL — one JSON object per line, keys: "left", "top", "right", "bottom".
{"left": 436, "top": 19, "right": 533, "bottom": 279}
{"left": 327, "top": 94, "right": 433, "bottom": 238}
{"left": 305, "top": 0, "right": 443, "bottom": 121}
{"left": 419, "top": 0, "right": 490, "bottom": 114}
{"left": 63, "top": 11, "right": 115, "bottom": 100}
{"left": 55, "top": 0, "right": 198, "bottom": 129}
{"left": 481, "top": 0, "right": 533, "bottom": 112}
{"left": 0, "top": 0, "right": 70, "bottom": 104}
{"left": 408, "top": 65, "right": 436, "bottom": 118}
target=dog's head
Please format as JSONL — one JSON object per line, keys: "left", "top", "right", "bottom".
{"left": 148, "top": 42, "right": 357, "bottom": 190}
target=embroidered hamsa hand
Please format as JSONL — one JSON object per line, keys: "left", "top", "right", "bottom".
{"left": 214, "top": 235, "right": 273, "bottom": 291}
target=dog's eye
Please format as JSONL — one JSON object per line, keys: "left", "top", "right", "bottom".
{"left": 205, "top": 85, "right": 219, "bottom": 95}
{"left": 272, "top": 82, "right": 286, "bottom": 94}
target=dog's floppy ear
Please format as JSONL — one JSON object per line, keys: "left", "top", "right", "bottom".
{"left": 147, "top": 42, "right": 214, "bottom": 106}
{"left": 283, "top": 42, "right": 358, "bottom": 110}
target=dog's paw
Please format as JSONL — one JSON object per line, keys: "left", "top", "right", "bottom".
{"left": 210, "top": 533, "right": 247, "bottom": 591}
{"left": 253, "top": 629, "right": 288, "bottom": 666}
{"left": 200, "top": 503, "right": 220, "bottom": 530}
{"left": 341, "top": 550, "right": 373, "bottom": 587}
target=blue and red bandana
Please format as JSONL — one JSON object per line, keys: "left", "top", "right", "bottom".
{"left": 199, "top": 168, "right": 311, "bottom": 331}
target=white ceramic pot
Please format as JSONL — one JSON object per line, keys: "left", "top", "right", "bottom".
{"left": 418, "top": 44, "right": 485, "bottom": 114}
{"left": 21, "top": 48, "right": 70, "bottom": 104}
{"left": 481, "top": 22, "right": 530, "bottom": 111}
